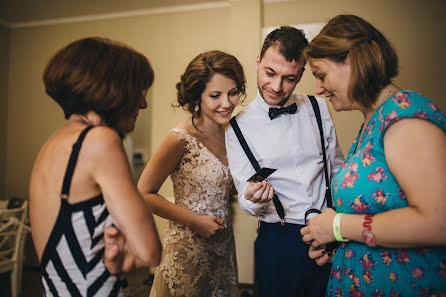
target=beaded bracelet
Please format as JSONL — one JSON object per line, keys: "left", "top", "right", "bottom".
{"left": 333, "top": 213, "right": 350, "bottom": 242}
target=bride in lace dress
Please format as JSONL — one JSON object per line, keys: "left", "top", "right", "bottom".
{"left": 137, "top": 50, "right": 246, "bottom": 297}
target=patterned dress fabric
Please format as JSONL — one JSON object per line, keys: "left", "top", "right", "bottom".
{"left": 327, "top": 91, "right": 446, "bottom": 296}
{"left": 41, "top": 126, "right": 127, "bottom": 297}
{"left": 149, "top": 128, "right": 238, "bottom": 297}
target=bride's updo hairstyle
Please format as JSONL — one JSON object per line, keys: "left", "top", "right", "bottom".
{"left": 175, "top": 50, "right": 246, "bottom": 118}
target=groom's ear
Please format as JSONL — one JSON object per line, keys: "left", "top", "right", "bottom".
{"left": 296, "top": 66, "right": 305, "bottom": 83}
{"left": 256, "top": 55, "right": 261, "bottom": 71}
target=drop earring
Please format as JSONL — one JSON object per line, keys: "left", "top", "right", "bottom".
{"left": 194, "top": 104, "right": 200, "bottom": 113}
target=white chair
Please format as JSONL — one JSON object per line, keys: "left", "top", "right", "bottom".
{"left": 0, "top": 200, "right": 30, "bottom": 297}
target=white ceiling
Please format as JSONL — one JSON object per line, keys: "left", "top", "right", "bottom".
{"left": 0, "top": 0, "right": 228, "bottom": 25}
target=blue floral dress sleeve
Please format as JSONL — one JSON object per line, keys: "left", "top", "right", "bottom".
{"left": 327, "top": 91, "right": 446, "bottom": 297}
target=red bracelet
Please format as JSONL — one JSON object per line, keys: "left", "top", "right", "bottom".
{"left": 362, "top": 214, "right": 376, "bottom": 247}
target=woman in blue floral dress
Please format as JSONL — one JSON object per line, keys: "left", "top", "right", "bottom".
{"left": 301, "top": 14, "right": 446, "bottom": 296}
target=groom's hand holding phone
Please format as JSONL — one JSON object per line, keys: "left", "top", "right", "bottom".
{"left": 245, "top": 167, "right": 276, "bottom": 203}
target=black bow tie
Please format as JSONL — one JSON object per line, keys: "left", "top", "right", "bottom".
{"left": 268, "top": 103, "right": 297, "bottom": 120}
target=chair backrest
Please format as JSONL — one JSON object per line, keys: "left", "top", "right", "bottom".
{"left": 0, "top": 200, "right": 28, "bottom": 264}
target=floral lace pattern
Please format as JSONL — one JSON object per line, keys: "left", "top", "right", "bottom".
{"left": 149, "top": 128, "right": 238, "bottom": 297}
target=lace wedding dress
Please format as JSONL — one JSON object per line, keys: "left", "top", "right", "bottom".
{"left": 149, "top": 128, "right": 238, "bottom": 297}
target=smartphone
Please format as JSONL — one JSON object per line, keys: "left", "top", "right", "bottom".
{"left": 246, "top": 167, "right": 277, "bottom": 182}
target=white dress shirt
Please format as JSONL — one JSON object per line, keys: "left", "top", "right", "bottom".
{"left": 225, "top": 92, "right": 344, "bottom": 225}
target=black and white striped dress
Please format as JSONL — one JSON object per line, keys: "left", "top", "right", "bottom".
{"left": 40, "top": 126, "right": 127, "bottom": 297}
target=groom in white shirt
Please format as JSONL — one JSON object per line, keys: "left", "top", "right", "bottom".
{"left": 225, "top": 26, "right": 344, "bottom": 297}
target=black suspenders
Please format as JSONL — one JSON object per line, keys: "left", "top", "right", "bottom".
{"left": 229, "top": 96, "right": 333, "bottom": 223}
{"left": 230, "top": 117, "right": 285, "bottom": 223}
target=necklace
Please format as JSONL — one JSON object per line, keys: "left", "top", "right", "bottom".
{"left": 351, "top": 85, "right": 401, "bottom": 156}
{"left": 351, "top": 123, "right": 365, "bottom": 155}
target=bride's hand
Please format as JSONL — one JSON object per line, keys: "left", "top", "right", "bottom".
{"left": 188, "top": 214, "right": 226, "bottom": 238}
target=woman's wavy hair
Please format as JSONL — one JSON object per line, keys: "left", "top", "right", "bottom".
{"left": 43, "top": 37, "right": 154, "bottom": 127}
{"left": 175, "top": 50, "right": 246, "bottom": 120}
{"left": 304, "top": 14, "right": 399, "bottom": 110}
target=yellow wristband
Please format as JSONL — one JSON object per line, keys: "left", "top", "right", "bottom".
{"left": 333, "top": 213, "right": 349, "bottom": 242}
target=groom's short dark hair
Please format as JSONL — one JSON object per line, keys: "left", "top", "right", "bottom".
{"left": 260, "top": 26, "right": 309, "bottom": 63}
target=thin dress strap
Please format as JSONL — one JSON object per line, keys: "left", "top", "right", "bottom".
{"left": 60, "top": 126, "right": 94, "bottom": 200}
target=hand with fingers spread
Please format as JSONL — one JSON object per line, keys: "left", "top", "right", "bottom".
{"left": 301, "top": 208, "right": 336, "bottom": 249}
{"left": 245, "top": 180, "right": 274, "bottom": 203}
{"left": 189, "top": 214, "right": 226, "bottom": 238}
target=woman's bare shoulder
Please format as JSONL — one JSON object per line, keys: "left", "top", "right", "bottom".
{"left": 81, "top": 126, "right": 123, "bottom": 154}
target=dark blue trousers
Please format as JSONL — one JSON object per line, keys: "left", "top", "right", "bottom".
{"left": 255, "top": 221, "right": 330, "bottom": 297}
